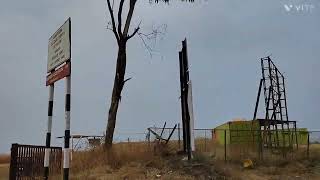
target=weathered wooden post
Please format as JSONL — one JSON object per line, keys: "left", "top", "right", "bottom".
{"left": 178, "top": 38, "right": 195, "bottom": 160}
{"left": 178, "top": 123, "right": 181, "bottom": 149}
{"left": 9, "top": 143, "right": 18, "bottom": 180}
{"left": 179, "top": 51, "right": 187, "bottom": 153}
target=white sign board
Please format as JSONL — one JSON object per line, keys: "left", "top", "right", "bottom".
{"left": 47, "top": 18, "right": 71, "bottom": 72}
{"left": 187, "top": 80, "right": 195, "bottom": 151}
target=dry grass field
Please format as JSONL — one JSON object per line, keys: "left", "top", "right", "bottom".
{"left": 1, "top": 143, "right": 320, "bottom": 179}
{"left": 64, "top": 142, "right": 320, "bottom": 179}
{"left": 67, "top": 142, "right": 216, "bottom": 179}
{"left": 0, "top": 154, "right": 10, "bottom": 180}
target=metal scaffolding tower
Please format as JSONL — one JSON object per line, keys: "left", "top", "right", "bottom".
{"left": 253, "top": 56, "right": 298, "bottom": 149}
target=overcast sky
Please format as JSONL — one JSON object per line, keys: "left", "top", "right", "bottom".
{"left": 0, "top": 0, "right": 319, "bottom": 153}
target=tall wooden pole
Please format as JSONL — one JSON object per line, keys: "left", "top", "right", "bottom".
{"left": 179, "top": 51, "right": 187, "bottom": 152}
{"left": 182, "top": 39, "right": 192, "bottom": 160}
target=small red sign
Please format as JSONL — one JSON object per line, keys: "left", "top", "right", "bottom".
{"left": 46, "top": 63, "right": 70, "bottom": 86}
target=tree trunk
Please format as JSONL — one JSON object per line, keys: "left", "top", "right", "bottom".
{"left": 105, "top": 41, "right": 127, "bottom": 148}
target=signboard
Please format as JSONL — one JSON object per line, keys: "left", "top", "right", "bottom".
{"left": 47, "top": 18, "right": 71, "bottom": 72}
{"left": 46, "top": 63, "right": 70, "bottom": 86}
{"left": 187, "top": 81, "right": 195, "bottom": 151}
{"left": 44, "top": 18, "right": 72, "bottom": 179}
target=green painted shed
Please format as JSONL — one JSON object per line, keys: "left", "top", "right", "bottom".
{"left": 213, "top": 120, "right": 308, "bottom": 145}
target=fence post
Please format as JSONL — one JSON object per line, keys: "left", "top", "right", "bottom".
{"left": 205, "top": 130, "right": 207, "bottom": 152}
{"left": 9, "top": 143, "right": 18, "bottom": 180}
{"left": 224, "top": 130, "right": 227, "bottom": 162}
{"left": 147, "top": 129, "right": 151, "bottom": 148}
{"left": 211, "top": 129, "right": 214, "bottom": 140}
{"left": 295, "top": 123, "right": 298, "bottom": 150}
{"left": 178, "top": 123, "right": 181, "bottom": 150}
{"left": 307, "top": 132, "right": 310, "bottom": 159}
{"left": 259, "top": 130, "right": 263, "bottom": 160}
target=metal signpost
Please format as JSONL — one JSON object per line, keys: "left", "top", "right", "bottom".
{"left": 44, "top": 17, "right": 71, "bottom": 180}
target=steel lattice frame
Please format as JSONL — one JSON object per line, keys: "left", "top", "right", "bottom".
{"left": 253, "top": 56, "right": 298, "bottom": 149}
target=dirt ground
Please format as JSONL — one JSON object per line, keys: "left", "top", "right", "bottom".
{"left": 215, "top": 160, "right": 320, "bottom": 180}
{"left": 67, "top": 153, "right": 320, "bottom": 180}
{"left": 2, "top": 157, "right": 320, "bottom": 179}
{"left": 2, "top": 144, "right": 320, "bottom": 180}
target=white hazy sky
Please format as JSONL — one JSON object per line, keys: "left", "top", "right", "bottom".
{"left": 0, "top": 0, "right": 320, "bottom": 153}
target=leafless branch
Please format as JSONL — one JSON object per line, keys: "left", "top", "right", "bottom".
{"left": 106, "top": 21, "right": 114, "bottom": 31}
{"left": 117, "top": 0, "right": 125, "bottom": 37}
{"left": 106, "top": 0, "right": 120, "bottom": 43}
{"left": 123, "top": 77, "right": 132, "bottom": 84}
{"left": 126, "top": 21, "right": 141, "bottom": 40}
{"left": 138, "top": 33, "right": 154, "bottom": 57}
{"left": 123, "top": 0, "right": 137, "bottom": 36}
{"left": 127, "top": 27, "right": 140, "bottom": 40}
{"left": 137, "top": 24, "right": 167, "bottom": 57}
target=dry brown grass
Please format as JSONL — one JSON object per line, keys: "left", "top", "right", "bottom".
{"left": 0, "top": 164, "right": 9, "bottom": 180}
{"left": 67, "top": 141, "right": 223, "bottom": 179}
{"left": 71, "top": 142, "right": 155, "bottom": 172}
{"left": 0, "top": 154, "right": 10, "bottom": 164}
{"left": 210, "top": 144, "right": 320, "bottom": 180}
{"left": 0, "top": 154, "right": 10, "bottom": 179}
{"left": 69, "top": 142, "right": 180, "bottom": 179}
{"left": 1, "top": 140, "right": 313, "bottom": 179}
{"left": 67, "top": 141, "right": 320, "bottom": 179}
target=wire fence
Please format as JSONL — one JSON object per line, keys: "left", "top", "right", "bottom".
{"left": 67, "top": 127, "right": 320, "bottom": 164}
{"left": 148, "top": 127, "right": 320, "bottom": 163}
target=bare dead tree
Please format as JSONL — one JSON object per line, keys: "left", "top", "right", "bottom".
{"left": 105, "top": 0, "right": 192, "bottom": 149}
{"left": 104, "top": 0, "right": 140, "bottom": 149}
